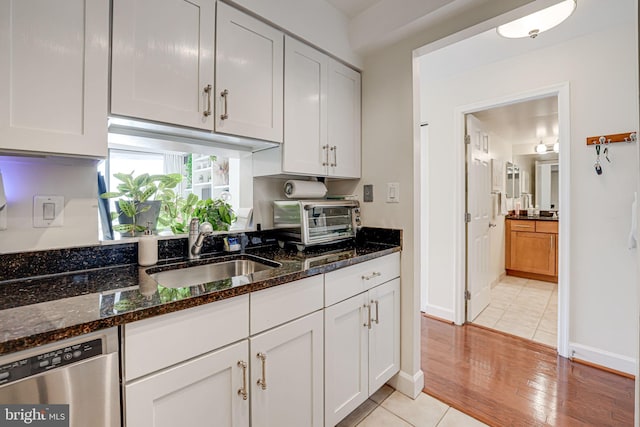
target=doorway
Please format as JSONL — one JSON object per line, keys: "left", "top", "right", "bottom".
{"left": 464, "top": 95, "right": 561, "bottom": 348}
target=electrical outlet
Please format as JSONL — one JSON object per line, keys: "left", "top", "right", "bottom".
{"left": 33, "top": 195, "right": 64, "bottom": 228}
{"left": 363, "top": 184, "right": 373, "bottom": 202}
{"left": 386, "top": 183, "right": 400, "bottom": 203}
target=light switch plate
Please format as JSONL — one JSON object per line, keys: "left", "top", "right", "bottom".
{"left": 363, "top": 184, "right": 373, "bottom": 202}
{"left": 386, "top": 183, "right": 400, "bottom": 203}
{"left": 33, "top": 195, "right": 64, "bottom": 228}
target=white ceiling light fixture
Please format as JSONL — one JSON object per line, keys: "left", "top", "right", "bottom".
{"left": 553, "top": 140, "right": 560, "bottom": 153}
{"left": 497, "top": 0, "right": 577, "bottom": 39}
{"left": 535, "top": 141, "right": 548, "bottom": 154}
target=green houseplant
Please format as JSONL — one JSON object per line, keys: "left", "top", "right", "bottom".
{"left": 100, "top": 172, "right": 183, "bottom": 235}
{"left": 192, "top": 198, "right": 236, "bottom": 231}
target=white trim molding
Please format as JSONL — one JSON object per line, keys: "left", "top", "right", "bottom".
{"left": 422, "top": 304, "right": 455, "bottom": 322}
{"left": 388, "top": 369, "right": 425, "bottom": 400}
{"left": 570, "top": 342, "right": 637, "bottom": 376}
{"left": 451, "top": 82, "right": 571, "bottom": 355}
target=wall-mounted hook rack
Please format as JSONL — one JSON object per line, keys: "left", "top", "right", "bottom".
{"left": 586, "top": 131, "right": 637, "bottom": 145}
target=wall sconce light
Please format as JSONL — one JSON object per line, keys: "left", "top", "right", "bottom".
{"left": 497, "top": 0, "right": 576, "bottom": 39}
{"left": 535, "top": 140, "right": 561, "bottom": 154}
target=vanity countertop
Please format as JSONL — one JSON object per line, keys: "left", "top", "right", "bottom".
{"left": 506, "top": 215, "right": 559, "bottom": 222}
{"left": 0, "top": 236, "right": 400, "bottom": 355}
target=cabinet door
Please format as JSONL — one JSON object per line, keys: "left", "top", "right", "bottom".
{"left": 324, "top": 293, "right": 368, "bottom": 427}
{"left": 368, "top": 279, "right": 401, "bottom": 394}
{"left": 327, "top": 60, "right": 361, "bottom": 178}
{"left": 111, "top": 0, "right": 215, "bottom": 130}
{"left": 216, "top": 3, "right": 283, "bottom": 142}
{"left": 125, "top": 340, "right": 250, "bottom": 427}
{"left": 0, "top": 0, "right": 108, "bottom": 157}
{"left": 282, "top": 36, "right": 328, "bottom": 176}
{"left": 510, "top": 231, "right": 556, "bottom": 276}
{"left": 250, "top": 311, "right": 323, "bottom": 427}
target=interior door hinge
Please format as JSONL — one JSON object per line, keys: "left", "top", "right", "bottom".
{"left": 464, "top": 134, "right": 471, "bottom": 145}
{"left": 465, "top": 290, "right": 471, "bottom": 300}
{"left": 465, "top": 212, "right": 471, "bottom": 223}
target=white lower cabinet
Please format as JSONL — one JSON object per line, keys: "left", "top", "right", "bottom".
{"left": 324, "top": 254, "right": 401, "bottom": 427}
{"left": 123, "top": 256, "right": 399, "bottom": 427}
{"left": 250, "top": 311, "right": 324, "bottom": 427}
{"left": 125, "top": 340, "right": 250, "bottom": 427}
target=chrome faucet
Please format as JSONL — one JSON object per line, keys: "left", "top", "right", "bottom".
{"left": 188, "top": 218, "right": 213, "bottom": 259}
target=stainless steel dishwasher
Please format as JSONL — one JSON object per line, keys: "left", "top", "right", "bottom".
{"left": 0, "top": 327, "right": 120, "bottom": 427}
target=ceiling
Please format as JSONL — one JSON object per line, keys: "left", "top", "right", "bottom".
{"left": 472, "top": 96, "right": 559, "bottom": 146}
{"left": 325, "top": 0, "right": 382, "bottom": 18}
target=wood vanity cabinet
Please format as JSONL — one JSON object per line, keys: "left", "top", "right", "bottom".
{"left": 506, "top": 219, "right": 558, "bottom": 282}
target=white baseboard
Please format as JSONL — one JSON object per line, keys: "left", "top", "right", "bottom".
{"left": 422, "top": 304, "right": 454, "bottom": 322}
{"left": 388, "top": 369, "right": 425, "bottom": 399}
{"left": 569, "top": 342, "right": 636, "bottom": 376}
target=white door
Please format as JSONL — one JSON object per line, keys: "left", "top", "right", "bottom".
{"left": 324, "top": 293, "right": 368, "bottom": 427}
{"left": 466, "top": 114, "right": 492, "bottom": 321}
{"left": 250, "top": 311, "right": 323, "bottom": 427}
{"left": 125, "top": 340, "right": 250, "bottom": 427}
{"left": 368, "top": 279, "right": 400, "bottom": 394}
{"left": 111, "top": 0, "right": 215, "bottom": 130}
{"left": 216, "top": 2, "right": 283, "bottom": 143}
{"left": 0, "top": 0, "right": 109, "bottom": 157}
{"left": 327, "top": 60, "right": 361, "bottom": 178}
{"left": 283, "top": 36, "right": 328, "bottom": 176}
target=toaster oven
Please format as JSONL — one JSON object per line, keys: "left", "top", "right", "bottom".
{"left": 273, "top": 200, "right": 360, "bottom": 250}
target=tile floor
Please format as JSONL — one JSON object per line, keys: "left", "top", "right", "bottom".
{"left": 471, "top": 275, "right": 558, "bottom": 346}
{"left": 337, "top": 385, "right": 488, "bottom": 427}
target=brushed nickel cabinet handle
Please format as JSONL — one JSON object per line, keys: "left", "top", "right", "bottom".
{"left": 256, "top": 352, "right": 267, "bottom": 390}
{"left": 322, "top": 144, "right": 330, "bottom": 166}
{"left": 220, "top": 89, "right": 229, "bottom": 120}
{"left": 373, "top": 300, "right": 379, "bottom": 325}
{"left": 551, "top": 235, "right": 554, "bottom": 251}
{"left": 362, "top": 272, "right": 382, "bottom": 281}
{"left": 237, "top": 360, "right": 248, "bottom": 400}
{"left": 203, "top": 85, "right": 212, "bottom": 117}
{"left": 330, "top": 145, "right": 337, "bottom": 167}
{"left": 364, "top": 304, "right": 372, "bottom": 329}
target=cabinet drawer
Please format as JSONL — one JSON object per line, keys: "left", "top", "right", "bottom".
{"left": 535, "top": 221, "right": 558, "bottom": 234}
{"left": 250, "top": 275, "right": 323, "bottom": 335}
{"left": 124, "top": 295, "right": 249, "bottom": 380}
{"left": 508, "top": 220, "right": 536, "bottom": 231}
{"left": 325, "top": 253, "right": 400, "bottom": 307}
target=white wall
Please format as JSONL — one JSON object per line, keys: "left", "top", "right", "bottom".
{"left": 355, "top": 0, "right": 535, "bottom": 398}
{"left": 421, "top": 1, "right": 638, "bottom": 371}
{"left": 0, "top": 156, "right": 99, "bottom": 254}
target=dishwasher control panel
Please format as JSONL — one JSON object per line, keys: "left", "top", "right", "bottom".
{"left": 0, "top": 338, "right": 102, "bottom": 386}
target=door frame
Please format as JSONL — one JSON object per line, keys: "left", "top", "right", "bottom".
{"left": 452, "top": 83, "right": 571, "bottom": 358}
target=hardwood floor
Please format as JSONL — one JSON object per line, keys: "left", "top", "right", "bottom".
{"left": 421, "top": 315, "right": 635, "bottom": 426}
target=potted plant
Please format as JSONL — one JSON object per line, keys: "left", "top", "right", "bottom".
{"left": 193, "top": 198, "right": 236, "bottom": 231}
{"left": 100, "top": 171, "right": 183, "bottom": 235}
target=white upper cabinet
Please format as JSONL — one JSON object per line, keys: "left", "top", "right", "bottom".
{"left": 327, "top": 60, "right": 361, "bottom": 178}
{"left": 216, "top": 2, "right": 283, "bottom": 143}
{"left": 254, "top": 40, "right": 361, "bottom": 178}
{"left": 283, "top": 36, "right": 328, "bottom": 176}
{"left": 111, "top": 0, "right": 215, "bottom": 130}
{"left": 0, "top": 0, "right": 109, "bottom": 157}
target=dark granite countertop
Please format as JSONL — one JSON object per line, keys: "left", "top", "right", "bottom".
{"left": 505, "top": 215, "right": 559, "bottom": 221}
{"left": 0, "top": 236, "right": 400, "bottom": 355}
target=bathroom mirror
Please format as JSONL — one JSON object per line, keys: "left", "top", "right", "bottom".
{"left": 505, "top": 162, "right": 520, "bottom": 199}
{"left": 535, "top": 160, "right": 559, "bottom": 210}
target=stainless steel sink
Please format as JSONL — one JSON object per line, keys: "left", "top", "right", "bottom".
{"left": 149, "top": 258, "right": 277, "bottom": 288}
